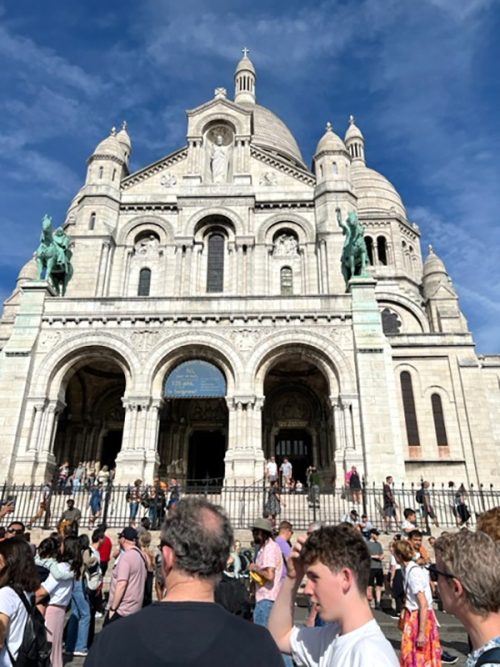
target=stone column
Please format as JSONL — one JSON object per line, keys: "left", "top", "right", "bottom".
{"left": 95, "top": 242, "right": 111, "bottom": 297}
{"left": 182, "top": 245, "right": 193, "bottom": 297}
{"left": 319, "top": 238, "right": 329, "bottom": 293}
{"left": 122, "top": 248, "right": 133, "bottom": 296}
{"left": 2, "top": 282, "right": 56, "bottom": 482}
{"left": 114, "top": 397, "right": 160, "bottom": 483}
{"left": 350, "top": 277, "right": 405, "bottom": 482}
{"left": 224, "top": 396, "right": 265, "bottom": 485}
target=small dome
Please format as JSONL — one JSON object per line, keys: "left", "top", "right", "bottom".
{"left": 235, "top": 49, "right": 256, "bottom": 75}
{"left": 423, "top": 246, "right": 447, "bottom": 277}
{"left": 345, "top": 115, "right": 364, "bottom": 142}
{"left": 17, "top": 256, "right": 38, "bottom": 285}
{"left": 315, "top": 122, "right": 347, "bottom": 155}
{"left": 239, "top": 102, "right": 306, "bottom": 167}
{"left": 92, "top": 128, "right": 125, "bottom": 160}
{"left": 351, "top": 163, "right": 406, "bottom": 218}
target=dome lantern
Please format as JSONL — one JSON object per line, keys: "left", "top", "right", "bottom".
{"left": 345, "top": 115, "right": 365, "bottom": 164}
{"left": 234, "top": 47, "right": 256, "bottom": 105}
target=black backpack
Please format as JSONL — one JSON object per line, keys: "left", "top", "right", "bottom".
{"left": 475, "top": 646, "right": 500, "bottom": 666}
{"left": 416, "top": 488, "right": 425, "bottom": 504}
{"left": 6, "top": 590, "right": 52, "bottom": 667}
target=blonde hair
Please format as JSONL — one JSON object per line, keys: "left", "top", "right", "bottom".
{"left": 476, "top": 507, "right": 500, "bottom": 543}
{"left": 434, "top": 530, "right": 500, "bottom": 615}
{"left": 392, "top": 540, "right": 415, "bottom": 563}
{"left": 139, "top": 530, "right": 152, "bottom": 548}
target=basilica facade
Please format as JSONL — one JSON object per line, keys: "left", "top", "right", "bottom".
{"left": 0, "top": 52, "right": 499, "bottom": 486}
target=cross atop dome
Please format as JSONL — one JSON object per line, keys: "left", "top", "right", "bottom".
{"left": 242, "top": 47, "right": 250, "bottom": 58}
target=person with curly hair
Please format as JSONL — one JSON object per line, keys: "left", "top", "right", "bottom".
{"left": 434, "top": 530, "right": 500, "bottom": 667}
{"left": 476, "top": 507, "right": 500, "bottom": 543}
{"left": 0, "top": 538, "right": 40, "bottom": 665}
{"left": 269, "top": 524, "right": 399, "bottom": 666}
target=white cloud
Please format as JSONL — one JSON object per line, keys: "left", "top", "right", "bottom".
{"left": 0, "top": 24, "right": 106, "bottom": 96}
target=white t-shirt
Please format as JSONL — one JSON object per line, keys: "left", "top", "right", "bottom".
{"left": 401, "top": 519, "right": 416, "bottom": 535}
{"left": 0, "top": 587, "right": 29, "bottom": 667}
{"left": 43, "top": 563, "right": 74, "bottom": 606}
{"left": 281, "top": 462, "right": 293, "bottom": 477}
{"left": 267, "top": 461, "right": 278, "bottom": 478}
{"left": 404, "top": 561, "right": 433, "bottom": 612}
{"left": 290, "top": 618, "right": 399, "bottom": 667}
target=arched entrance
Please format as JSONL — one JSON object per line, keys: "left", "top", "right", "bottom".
{"left": 263, "top": 355, "right": 335, "bottom": 483}
{"left": 53, "top": 358, "right": 126, "bottom": 471}
{"left": 158, "top": 360, "right": 228, "bottom": 485}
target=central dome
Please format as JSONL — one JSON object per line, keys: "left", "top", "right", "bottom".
{"left": 239, "top": 102, "right": 306, "bottom": 169}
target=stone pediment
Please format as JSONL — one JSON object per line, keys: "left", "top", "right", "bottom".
{"left": 186, "top": 95, "right": 253, "bottom": 137}
{"left": 121, "top": 147, "right": 188, "bottom": 193}
{"left": 251, "top": 146, "right": 315, "bottom": 187}
{"left": 426, "top": 280, "right": 457, "bottom": 300}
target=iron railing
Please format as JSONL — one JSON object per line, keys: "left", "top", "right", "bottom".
{"left": 1, "top": 480, "right": 498, "bottom": 532}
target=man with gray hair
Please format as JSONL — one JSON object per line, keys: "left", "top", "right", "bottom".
{"left": 433, "top": 530, "right": 500, "bottom": 666}
{"left": 85, "top": 497, "right": 284, "bottom": 667}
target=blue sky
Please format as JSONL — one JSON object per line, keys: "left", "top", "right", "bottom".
{"left": 0, "top": 0, "right": 499, "bottom": 352}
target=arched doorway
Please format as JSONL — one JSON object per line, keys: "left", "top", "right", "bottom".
{"left": 158, "top": 360, "right": 228, "bottom": 485}
{"left": 263, "top": 355, "right": 335, "bottom": 484}
{"left": 274, "top": 429, "right": 312, "bottom": 483}
{"left": 53, "top": 358, "right": 126, "bottom": 471}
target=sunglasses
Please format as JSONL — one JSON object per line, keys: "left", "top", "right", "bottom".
{"left": 428, "top": 563, "right": 455, "bottom": 583}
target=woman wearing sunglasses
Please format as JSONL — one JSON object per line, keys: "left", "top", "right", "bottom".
{"left": 393, "top": 540, "right": 442, "bottom": 666}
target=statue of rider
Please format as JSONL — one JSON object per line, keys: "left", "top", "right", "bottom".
{"left": 336, "top": 207, "right": 369, "bottom": 286}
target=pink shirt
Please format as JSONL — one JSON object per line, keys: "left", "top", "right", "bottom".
{"left": 255, "top": 539, "right": 284, "bottom": 603}
{"left": 109, "top": 547, "right": 147, "bottom": 616}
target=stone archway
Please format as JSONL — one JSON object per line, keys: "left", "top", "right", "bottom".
{"left": 53, "top": 358, "right": 126, "bottom": 471}
{"left": 158, "top": 359, "right": 228, "bottom": 485}
{"left": 262, "top": 355, "right": 335, "bottom": 484}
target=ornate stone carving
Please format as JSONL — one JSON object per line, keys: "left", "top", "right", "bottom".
{"left": 134, "top": 235, "right": 160, "bottom": 256}
{"left": 273, "top": 233, "right": 299, "bottom": 257}
{"left": 130, "top": 329, "right": 161, "bottom": 353}
{"left": 160, "top": 173, "right": 177, "bottom": 188}
{"left": 38, "top": 331, "right": 62, "bottom": 350}
{"left": 214, "top": 87, "right": 227, "bottom": 99}
{"left": 259, "top": 171, "right": 277, "bottom": 186}
{"left": 230, "top": 328, "right": 261, "bottom": 352}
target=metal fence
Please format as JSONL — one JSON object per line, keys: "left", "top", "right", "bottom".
{"left": 1, "top": 480, "right": 499, "bottom": 533}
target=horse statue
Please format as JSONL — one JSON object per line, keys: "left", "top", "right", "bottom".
{"left": 35, "top": 214, "right": 74, "bottom": 296}
{"left": 336, "top": 208, "right": 369, "bottom": 286}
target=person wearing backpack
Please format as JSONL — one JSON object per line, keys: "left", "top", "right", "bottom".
{"left": 0, "top": 537, "right": 48, "bottom": 667}
{"left": 64, "top": 534, "right": 97, "bottom": 658}
{"left": 36, "top": 536, "right": 80, "bottom": 667}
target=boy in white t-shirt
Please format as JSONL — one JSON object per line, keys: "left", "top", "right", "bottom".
{"left": 268, "top": 524, "right": 399, "bottom": 667}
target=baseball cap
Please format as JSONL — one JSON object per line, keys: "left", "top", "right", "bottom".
{"left": 118, "top": 527, "right": 138, "bottom": 541}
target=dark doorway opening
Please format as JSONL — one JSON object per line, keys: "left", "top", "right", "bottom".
{"left": 275, "top": 429, "right": 312, "bottom": 483}
{"left": 101, "top": 431, "right": 122, "bottom": 470}
{"left": 187, "top": 430, "right": 225, "bottom": 486}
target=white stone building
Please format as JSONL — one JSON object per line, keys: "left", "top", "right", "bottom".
{"left": 0, "top": 52, "right": 499, "bottom": 486}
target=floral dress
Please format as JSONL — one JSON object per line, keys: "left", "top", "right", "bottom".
{"left": 400, "top": 562, "right": 441, "bottom": 667}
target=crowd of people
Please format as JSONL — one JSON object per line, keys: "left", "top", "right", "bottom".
{"left": 0, "top": 488, "right": 498, "bottom": 666}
